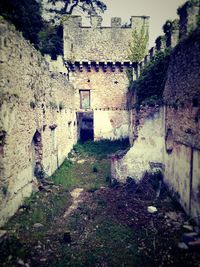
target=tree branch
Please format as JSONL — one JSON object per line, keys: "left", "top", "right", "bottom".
{"left": 65, "top": 0, "right": 79, "bottom": 14}
{"left": 47, "top": 0, "right": 107, "bottom": 17}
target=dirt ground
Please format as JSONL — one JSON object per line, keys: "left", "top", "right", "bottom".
{"left": 0, "top": 140, "right": 200, "bottom": 267}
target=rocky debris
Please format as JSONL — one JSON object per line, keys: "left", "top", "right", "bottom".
{"left": 166, "top": 211, "right": 184, "bottom": 222}
{"left": 1, "top": 162, "right": 200, "bottom": 267}
{"left": 178, "top": 242, "right": 189, "bottom": 250}
{"left": 33, "top": 223, "right": 44, "bottom": 228}
{"left": 42, "top": 179, "right": 54, "bottom": 186}
{"left": 17, "top": 259, "right": 25, "bottom": 265}
{"left": 181, "top": 232, "right": 198, "bottom": 243}
{"left": 17, "top": 259, "right": 30, "bottom": 267}
{"left": 178, "top": 232, "right": 200, "bottom": 249}
{"left": 77, "top": 159, "right": 85, "bottom": 164}
{"left": 188, "top": 239, "right": 200, "bottom": 247}
{"left": 40, "top": 258, "right": 47, "bottom": 262}
{"left": 194, "top": 226, "right": 200, "bottom": 234}
{"left": 147, "top": 206, "right": 157, "bottom": 213}
{"left": 19, "top": 204, "right": 31, "bottom": 211}
{"left": 183, "top": 224, "right": 194, "bottom": 232}
{"left": 38, "top": 184, "right": 53, "bottom": 193}
{"left": 70, "top": 149, "right": 76, "bottom": 157}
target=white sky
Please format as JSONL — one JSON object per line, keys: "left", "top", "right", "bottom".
{"left": 100, "top": 0, "right": 186, "bottom": 48}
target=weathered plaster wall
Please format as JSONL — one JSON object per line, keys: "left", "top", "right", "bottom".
{"left": 112, "top": 27, "right": 200, "bottom": 223}
{"left": 94, "top": 110, "right": 129, "bottom": 140}
{"left": 0, "top": 21, "right": 76, "bottom": 226}
{"left": 192, "top": 150, "right": 200, "bottom": 225}
{"left": 111, "top": 106, "right": 165, "bottom": 181}
{"left": 69, "top": 68, "right": 130, "bottom": 140}
{"left": 164, "top": 143, "right": 191, "bottom": 214}
{"left": 163, "top": 28, "right": 200, "bottom": 223}
{"left": 63, "top": 15, "right": 149, "bottom": 62}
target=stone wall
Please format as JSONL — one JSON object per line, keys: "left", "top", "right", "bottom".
{"left": 112, "top": 12, "right": 200, "bottom": 224}
{"left": 0, "top": 20, "right": 77, "bottom": 226}
{"left": 63, "top": 15, "right": 149, "bottom": 62}
{"left": 111, "top": 106, "right": 165, "bottom": 181}
{"left": 63, "top": 14, "right": 149, "bottom": 141}
{"left": 163, "top": 27, "right": 200, "bottom": 224}
{"left": 134, "top": 0, "right": 200, "bottom": 78}
{"left": 69, "top": 68, "right": 130, "bottom": 140}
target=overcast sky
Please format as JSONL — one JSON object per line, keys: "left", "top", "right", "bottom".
{"left": 100, "top": 0, "right": 186, "bottom": 48}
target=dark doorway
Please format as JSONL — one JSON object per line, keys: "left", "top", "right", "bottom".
{"left": 32, "top": 130, "right": 43, "bottom": 179}
{"left": 77, "top": 112, "right": 94, "bottom": 142}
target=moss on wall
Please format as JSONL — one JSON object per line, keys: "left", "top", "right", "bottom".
{"left": 130, "top": 50, "right": 171, "bottom": 106}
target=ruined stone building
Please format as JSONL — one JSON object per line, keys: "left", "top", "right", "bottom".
{"left": 111, "top": 2, "right": 200, "bottom": 225}
{"left": 0, "top": 1, "right": 200, "bottom": 226}
{"left": 63, "top": 15, "right": 149, "bottom": 141}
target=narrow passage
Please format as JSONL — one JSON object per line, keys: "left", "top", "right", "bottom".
{"left": 1, "top": 140, "right": 200, "bottom": 267}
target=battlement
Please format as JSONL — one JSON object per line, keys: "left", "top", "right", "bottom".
{"left": 133, "top": 0, "right": 200, "bottom": 78}
{"left": 63, "top": 15, "right": 149, "bottom": 62}
{"left": 63, "top": 15, "right": 149, "bottom": 29}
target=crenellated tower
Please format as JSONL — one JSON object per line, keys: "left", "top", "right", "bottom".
{"left": 63, "top": 15, "right": 149, "bottom": 141}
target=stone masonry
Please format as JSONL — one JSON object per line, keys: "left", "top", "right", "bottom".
{"left": 111, "top": 1, "right": 200, "bottom": 225}
{"left": 63, "top": 15, "right": 149, "bottom": 140}
{"left": 0, "top": 20, "right": 77, "bottom": 226}
{"left": 1, "top": 1, "right": 200, "bottom": 227}
{"left": 0, "top": 14, "right": 150, "bottom": 225}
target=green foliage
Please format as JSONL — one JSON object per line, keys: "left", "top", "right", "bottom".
{"left": 0, "top": 0, "right": 43, "bottom": 48}
{"left": 57, "top": 217, "right": 141, "bottom": 267}
{"left": 38, "top": 24, "right": 63, "bottom": 58}
{"left": 128, "top": 24, "right": 149, "bottom": 62}
{"left": 0, "top": 15, "right": 4, "bottom": 23}
{"left": 178, "top": 0, "right": 200, "bottom": 13}
{"left": 130, "top": 50, "right": 171, "bottom": 106}
{"left": 73, "top": 139, "right": 130, "bottom": 159}
{"left": 126, "top": 68, "right": 134, "bottom": 83}
{"left": 0, "top": 0, "right": 106, "bottom": 58}
{"left": 8, "top": 190, "right": 71, "bottom": 232}
{"left": 50, "top": 140, "right": 129, "bottom": 190}
{"left": 0, "top": 235, "right": 29, "bottom": 266}
{"left": 47, "top": 0, "right": 106, "bottom": 19}
{"left": 50, "top": 156, "right": 110, "bottom": 190}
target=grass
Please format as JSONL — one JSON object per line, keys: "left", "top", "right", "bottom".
{"left": 6, "top": 189, "right": 71, "bottom": 238}
{"left": 52, "top": 217, "right": 148, "bottom": 267}
{"left": 50, "top": 158, "right": 110, "bottom": 190}
{"left": 50, "top": 139, "right": 129, "bottom": 190}
{"left": 72, "top": 139, "right": 130, "bottom": 159}
{"left": 4, "top": 140, "right": 129, "bottom": 248}
{"left": 1, "top": 140, "right": 200, "bottom": 267}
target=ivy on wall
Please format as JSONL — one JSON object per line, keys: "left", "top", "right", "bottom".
{"left": 130, "top": 50, "right": 171, "bottom": 106}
